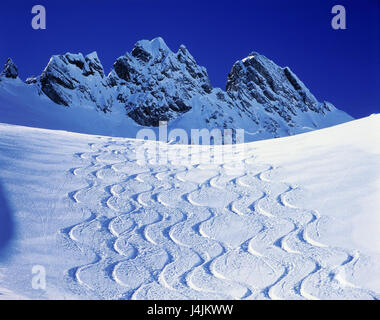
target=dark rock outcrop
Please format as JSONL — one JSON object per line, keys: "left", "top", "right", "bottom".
{"left": 110, "top": 37, "right": 213, "bottom": 126}
{"left": 1, "top": 59, "right": 18, "bottom": 79}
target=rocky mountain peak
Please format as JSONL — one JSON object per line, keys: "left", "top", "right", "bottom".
{"left": 111, "top": 38, "right": 213, "bottom": 126}
{"left": 12, "top": 37, "right": 352, "bottom": 140}
{"left": 131, "top": 37, "right": 171, "bottom": 63}
{"left": 226, "top": 51, "right": 331, "bottom": 131}
{"left": 1, "top": 58, "right": 18, "bottom": 79}
{"left": 39, "top": 51, "right": 111, "bottom": 110}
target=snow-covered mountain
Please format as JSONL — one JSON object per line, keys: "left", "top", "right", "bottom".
{"left": 0, "top": 37, "right": 352, "bottom": 141}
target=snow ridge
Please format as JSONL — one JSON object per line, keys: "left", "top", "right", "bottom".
{"left": 0, "top": 37, "right": 353, "bottom": 141}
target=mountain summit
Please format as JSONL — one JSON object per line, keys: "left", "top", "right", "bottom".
{"left": 0, "top": 37, "right": 352, "bottom": 141}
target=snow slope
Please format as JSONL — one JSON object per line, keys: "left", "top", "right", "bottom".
{"left": 0, "top": 114, "right": 379, "bottom": 300}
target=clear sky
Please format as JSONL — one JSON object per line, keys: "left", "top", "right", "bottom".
{"left": 1, "top": 0, "right": 379, "bottom": 118}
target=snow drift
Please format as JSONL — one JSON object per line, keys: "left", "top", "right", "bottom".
{"left": 0, "top": 114, "right": 378, "bottom": 299}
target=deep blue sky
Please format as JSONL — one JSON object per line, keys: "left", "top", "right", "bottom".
{"left": 1, "top": 0, "right": 379, "bottom": 118}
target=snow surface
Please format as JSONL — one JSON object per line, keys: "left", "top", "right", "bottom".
{"left": 0, "top": 114, "right": 379, "bottom": 300}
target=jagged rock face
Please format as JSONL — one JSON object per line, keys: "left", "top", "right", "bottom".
{"left": 1, "top": 59, "right": 18, "bottom": 79}
{"left": 40, "top": 52, "right": 113, "bottom": 112}
{"left": 226, "top": 53, "right": 333, "bottom": 135}
{"left": 16, "top": 37, "right": 352, "bottom": 139}
{"left": 111, "top": 38, "right": 213, "bottom": 126}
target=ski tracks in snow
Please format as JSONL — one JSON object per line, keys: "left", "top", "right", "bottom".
{"left": 62, "top": 138, "right": 378, "bottom": 300}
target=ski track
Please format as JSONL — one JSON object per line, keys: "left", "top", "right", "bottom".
{"left": 61, "top": 138, "right": 378, "bottom": 300}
